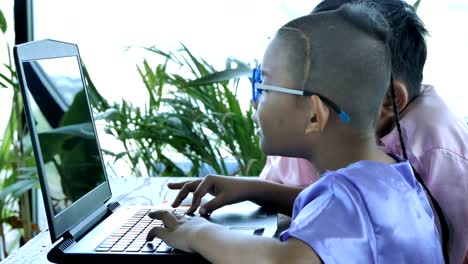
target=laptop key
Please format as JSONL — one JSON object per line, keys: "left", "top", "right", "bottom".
{"left": 156, "top": 243, "right": 173, "bottom": 253}
{"left": 126, "top": 246, "right": 144, "bottom": 252}
{"left": 99, "top": 242, "right": 115, "bottom": 247}
{"left": 145, "top": 238, "right": 162, "bottom": 243}
{"left": 110, "top": 247, "right": 127, "bottom": 252}
{"left": 103, "top": 238, "right": 119, "bottom": 244}
{"left": 131, "top": 242, "right": 146, "bottom": 248}
{"left": 114, "top": 242, "right": 131, "bottom": 247}
{"left": 141, "top": 243, "right": 158, "bottom": 253}
{"left": 95, "top": 247, "right": 111, "bottom": 252}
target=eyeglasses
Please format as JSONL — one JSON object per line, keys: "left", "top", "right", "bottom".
{"left": 251, "top": 65, "right": 350, "bottom": 123}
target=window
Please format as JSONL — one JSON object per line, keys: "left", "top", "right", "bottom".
{"left": 416, "top": 0, "right": 468, "bottom": 122}
{"left": 0, "top": 1, "right": 15, "bottom": 134}
{"left": 31, "top": 1, "right": 468, "bottom": 120}
{"left": 33, "top": 0, "right": 316, "bottom": 105}
{"left": 32, "top": 0, "right": 323, "bottom": 176}
{"left": 28, "top": 0, "right": 468, "bottom": 174}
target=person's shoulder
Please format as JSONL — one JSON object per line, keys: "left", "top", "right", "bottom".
{"left": 326, "top": 160, "right": 419, "bottom": 194}
{"left": 407, "top": 85, "right": 464, "bottom": 125}
{"left": 400, "top": 84, "right": 468, "bottom": 155}
{"left": 294, "top": 161, "right": 407, "bottom": 215}
{"left": 335, "top": 160, "right": 406, "bottom": 178}
{"left": 305, "top": 160, "right": 413, "bottom": 190}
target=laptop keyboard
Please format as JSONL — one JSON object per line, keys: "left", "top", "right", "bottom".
{"left": 94, "top": 208, "right": 187, "bottom": 253}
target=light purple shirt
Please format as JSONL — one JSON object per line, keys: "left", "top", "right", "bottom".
{"left": 261, "top": 85, "right": 468, "bottom": 263}
{"left": 280, "top": 160, "right": 443, "bottom": 264}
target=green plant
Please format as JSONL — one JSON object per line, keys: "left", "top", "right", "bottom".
{"left": 100, "top": 45, "right": 265, "bottom": 177}
{"left": 97, "top": 0, "right": 425, "bottom": 178}
{"left": 413, "top": 0, "right": 422, "bottom": 10}
{"left": 0, "top": 8, "right": 38, "bottom": 259}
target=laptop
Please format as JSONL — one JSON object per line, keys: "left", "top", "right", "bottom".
{"left": 14, "top": 39, "right": 277, "bottom": 263}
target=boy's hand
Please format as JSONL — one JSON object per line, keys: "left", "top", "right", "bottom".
{"left": 168, "top": 175, "right": 251, "bottom": 215}
{"left": 145, "top": 210, "right": 211, "bottom": 253}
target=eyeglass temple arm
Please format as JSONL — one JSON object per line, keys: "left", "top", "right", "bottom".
{"left": 303, "top": 91, "right": 350, "bottom": 123}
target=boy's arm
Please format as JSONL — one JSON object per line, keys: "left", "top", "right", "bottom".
{"left": 169, "top": 176, "right": 303, "bottom": 216}
{"left": 193, "top": 223, "right": 321, "bottom": 264}
{"left": 146, "top": 211, "right": 322, "bottom": 264}
{"left": 248, "top": 179, "right": 303, "bottom": 216}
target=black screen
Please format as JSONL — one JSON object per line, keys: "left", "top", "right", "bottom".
{"left": 22, "top": 56, "right": 106, "bottom": 215}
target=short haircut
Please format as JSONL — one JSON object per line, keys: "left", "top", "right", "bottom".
{"left": 275, "top": 3, "right": 392, "bottom": 130}
{"left": 312, "top": 0, "right": 428, "bottom": 100}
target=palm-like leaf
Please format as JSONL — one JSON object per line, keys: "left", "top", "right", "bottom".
{"left": 0, "top": 9, "right": 6, "bottom": 33}
{"left": 101, "top": 45, "right": 265, "bottom": 176}
{"left": 0, "top": 41, "right": 38, "bottom": 256}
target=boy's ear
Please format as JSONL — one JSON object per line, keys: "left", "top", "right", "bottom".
{"left": 382, "top": 79, "right": 409, "bottom": 113}
{"left": 305, "top": 95, "right": 330, "bottom": 134}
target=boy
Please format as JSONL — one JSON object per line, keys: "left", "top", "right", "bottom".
{"left": 260, "top": 1, "right": 468, "bottom": 262}
{"left": 146, "top": 4, "right": 443, "bottom": 263}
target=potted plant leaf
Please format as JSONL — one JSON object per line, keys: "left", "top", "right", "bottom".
{"left": 0, "top": 7, "right": 38, "bottom": 259}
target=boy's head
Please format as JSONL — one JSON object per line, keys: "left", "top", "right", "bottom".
{"left": 252, "top": 3, "right": 391, "bottom": 158}
{"left": 312, "top": 0, "right": 428, "bottom": 138}
{"left": 313, "top": 0, "right": 428, "bottom": 101}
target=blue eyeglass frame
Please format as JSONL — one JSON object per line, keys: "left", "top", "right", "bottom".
{"left": 252, "top": 65, "right": 263, "bottom": 102}
{"left": 251, "top": 65, "right": 350, "bottom": 123}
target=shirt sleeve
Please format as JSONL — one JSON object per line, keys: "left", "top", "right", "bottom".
{"left": 280, "top": 176, "right": 375, "bottom": 264}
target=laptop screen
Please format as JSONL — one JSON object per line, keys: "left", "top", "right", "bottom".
{"left": 22, "top": 56, "right": 106, "bottom": 216}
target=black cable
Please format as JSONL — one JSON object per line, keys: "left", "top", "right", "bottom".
{"left": 389, "top": 75, "right": 408, "bottom": 160}
{"left": 389, "top": 75, "right": 449, "bottom": 263}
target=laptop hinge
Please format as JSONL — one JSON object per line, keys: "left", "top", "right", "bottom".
{"left": 107, "top": 201, "right": 120, "bottom": 213}
{"left": 47, "top": 233, "right": 76, "bottom": 263}
{"left": 46, "top": 202, "right": 120, "bottom": 263}
{"left": 67, "top": 200, "right": 119, "bottom": 242}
